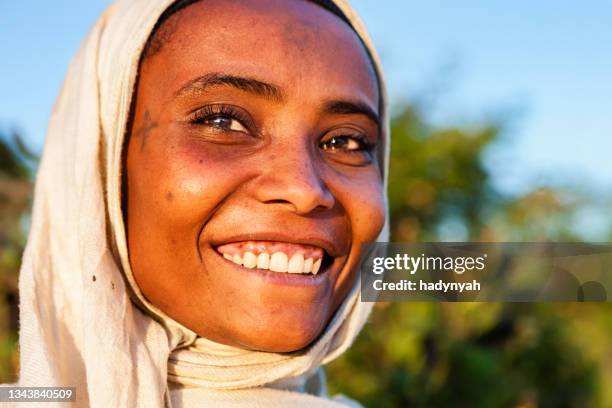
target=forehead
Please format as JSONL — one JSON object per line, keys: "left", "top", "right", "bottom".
{"left": 141, "top": 0, "right": 379, "bottom": 108}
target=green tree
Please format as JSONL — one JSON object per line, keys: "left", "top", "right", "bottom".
{"left": 327, "top": 102, "right": 603, "bottom": 408}
{"left": 0, "top": 130, "right": 35, "bottom": 382}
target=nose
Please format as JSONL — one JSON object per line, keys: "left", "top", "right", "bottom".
{"left": 251, "top": 144, "right": 335, "bottom": 215}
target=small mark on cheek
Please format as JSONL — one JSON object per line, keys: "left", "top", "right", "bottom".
{"left": 92, "top": 275, "right": 96, "bottom": 282}
{"left": 165, "top": 191, "right": 174, "bottom": 202}
{"left": 111, "top": 282, "right": 115, "bottom": 290}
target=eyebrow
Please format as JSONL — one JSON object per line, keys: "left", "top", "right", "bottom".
{"left": 324, "top": 100, "right": 380, "bottom": 128}
{"left": 175, "top": 73, "right": 284, "bottom": 101}
{"left": 175, "top": 72, "right": 380, "bottom": 127}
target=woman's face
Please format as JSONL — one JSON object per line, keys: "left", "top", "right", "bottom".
{"left": 126, "top": 0, "right": 384, "bottom": 352}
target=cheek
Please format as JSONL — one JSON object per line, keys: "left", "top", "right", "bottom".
{"left": 126, "top": 132, "right": 252, "bottom": 312}
{"left": 128, "top": 134, "right": 247, "bottom": 229}
{"left": 332, "top": 172, "right": 386, "bottom": 243}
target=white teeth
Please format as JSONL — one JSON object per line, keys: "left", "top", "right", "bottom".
{"left": 288, "top": 253, "right": 304, "bottom": 274}
{"left": 242, "top": 252, "right": 257, "bottom": 269}
{"left": 257, "top": 252, "right": 270, "bottom": 269}
{"left": 312, "top": 258, "right": 322, "bottom": 275}
{"left": 303, "top": 257, "right": 313, "bottom": 273}
{"left": 221, "top": 249, "right": 323, "bottom": 275}
{"left": 270, "top": 252, "right": 288, "bottom": 272}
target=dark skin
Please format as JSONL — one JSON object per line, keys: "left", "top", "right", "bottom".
{"left": 126, "top": 0, "right": 385, "bottom": 352}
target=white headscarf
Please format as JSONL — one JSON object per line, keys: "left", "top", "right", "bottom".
{"left": 13, "top": 0, "right": 390, "bottom": 406}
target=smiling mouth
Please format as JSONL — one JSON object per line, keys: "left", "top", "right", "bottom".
{"left": 215, "top": 240, "right": 333, "bottom": 275}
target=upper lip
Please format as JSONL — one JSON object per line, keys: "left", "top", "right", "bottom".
{"left": 209, "top": 232, "right": 344, "bottom": 258}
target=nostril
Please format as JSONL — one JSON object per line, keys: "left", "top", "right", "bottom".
{"left": 254, "top": 172, "right": 334, "bottom": 213}
{"left": 265, "top": 199, "right": 291, "bottom": 205}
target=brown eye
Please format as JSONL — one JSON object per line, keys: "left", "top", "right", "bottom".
{"left": 205, "top": 115, "right": 249, "bottom": 133}
{"left": 319, "top": 130, "right": 376, "bottom": 166}
{"left": 189, "top": 104, "right": 254, "bottom": 135}
{"left": 321, "top": 135, "right": 365, "bottom": 152}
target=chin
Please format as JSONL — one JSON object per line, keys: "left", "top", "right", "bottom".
{"left": 227, "top": 306, "right": 331, "bottom": 353}
{"left": 238, "top": 326, "right": 323, "bottom": 353}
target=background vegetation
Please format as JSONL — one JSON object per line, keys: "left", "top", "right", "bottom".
{"left": 325, "top": 99, "right": 612, "bottom": 408}
{"left": 0, "top": 130, "right": 33, "bottom": 383}
{"left": 1, "top": 95, "right": 611, "bottom": 407}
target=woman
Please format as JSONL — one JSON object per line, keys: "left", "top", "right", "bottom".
{"left": 15, "top": 0, "right": 389, "bottom": 406}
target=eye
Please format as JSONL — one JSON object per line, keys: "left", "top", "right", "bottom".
{"left": 321, "top": 135, "right": 367, "bottom": 152}
{"left": 189, "top": 104, "right": 253, "bottom": 135}
{"left": 319, "top": 130, "right": 377, "bottom": 166}
{"left": 205, "top": 115, "right": 248, "bottom": 133}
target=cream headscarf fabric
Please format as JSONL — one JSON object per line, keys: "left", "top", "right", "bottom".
{"left": 13, "top": 0, "right": 390, "bottom": 406}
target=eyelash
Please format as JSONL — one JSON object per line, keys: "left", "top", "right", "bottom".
{"left": 320, "top": 133, "right": 375, "bottom": 153}
{"left": 188, "top": 103, "right": 376, "bottom": 158}
{"left": 190, "top": 104, "right": 254, "bottom": 132}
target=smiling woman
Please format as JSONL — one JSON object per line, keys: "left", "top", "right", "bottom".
{"left": 126, "top": 0, "right": 384, "bottom": 354}
{"left": 14, "top": 0, "right": 389, "bottom": 406}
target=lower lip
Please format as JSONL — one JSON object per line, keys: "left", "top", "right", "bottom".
{"left": 210, "top": 247, "right": 330, "bottom": 287}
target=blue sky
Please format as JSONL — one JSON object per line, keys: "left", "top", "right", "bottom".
{"left": 1, "top": 1, "right": 611, "bottom": 197}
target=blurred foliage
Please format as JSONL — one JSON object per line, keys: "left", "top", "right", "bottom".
{"left": 0, "top": 130, "right": 35, "bottom": 383}
{"left": 326, "top": 102, "right": 612, "bottom": 407}
{"left": 386, "top": 104, "right": 499, "bottom": 242}
{"left": 1, "top": 99, "right": 611, "bottom": 407}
